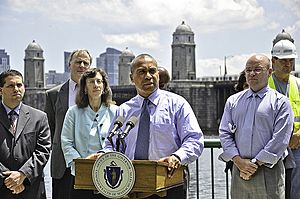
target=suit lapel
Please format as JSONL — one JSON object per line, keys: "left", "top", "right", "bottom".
{"left": 58, "top": 80, "right": 69, "bottom": 114}
{"left": 0, "top": 103, "right": 11, "bottom": 131}
{"left": 15, "top": 104, "right": 30, "bottom": 139}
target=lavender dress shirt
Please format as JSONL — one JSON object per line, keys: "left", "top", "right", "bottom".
{"left": 219, "top": 86, "right": 294, "bottom": 168}
{"left": 103, "top": 89, "right": 204, "bottom": 165}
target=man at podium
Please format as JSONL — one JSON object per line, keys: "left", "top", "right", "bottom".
{"left": 101, "top": 54, "right": 204, "bottom": 198}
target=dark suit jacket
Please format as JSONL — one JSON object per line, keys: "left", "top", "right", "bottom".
{"left": 0, "top": 103, "right": 51, "bottom": 199}
{"left": 45, "top": 81, "right": 69, "bottom": 179}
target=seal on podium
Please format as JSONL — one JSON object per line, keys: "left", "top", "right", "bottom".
{"left": 92, "top": 152, "right": 135, "bottom": 198}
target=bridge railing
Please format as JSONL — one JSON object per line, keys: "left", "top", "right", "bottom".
{"left": 194, "top": 138, "right": 229, "bottom": 199}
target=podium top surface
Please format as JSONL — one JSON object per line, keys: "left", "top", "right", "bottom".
{"left": 74, "top": 158, "right": 169, "bottom": 167}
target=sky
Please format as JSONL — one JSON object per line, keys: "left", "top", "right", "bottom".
{"left": 1, "top": 0, "right": 300, "bottom": 77}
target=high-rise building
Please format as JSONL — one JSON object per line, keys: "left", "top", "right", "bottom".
{"left": 64, "top": 51, "right": 71, "bottom": 73}
{"left": 171, "top": 21, "right": 196, "bottom": 80}
{"left": 24, "top": 40, "right": 45, "bottom": 88}
{"left": 0, "top": 49, "right": 10, "bottom": 73}
{"left": 96, "top": 48, "right": 121, "bottom": 85}
{"left": 96, "top": 53, "right": 106, "bottom": 70}
{"left": 118, "top": 47, "right": 135, "bottom": 85}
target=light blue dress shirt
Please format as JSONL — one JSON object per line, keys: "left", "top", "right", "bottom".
{"left": 102, "top": 89, "right": 204, "bottom": 165}
{"left": 61, "top": 104, "right": 118, "bottom": 175}
{"left": 2, "top": 101, "right": 21, "bottom": 116}
{"left": 219, "top": 86, "right": 294, "bottom": 167}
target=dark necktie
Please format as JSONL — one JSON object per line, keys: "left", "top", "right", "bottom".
{"left": 134, "top": 99, "right": 150, "bottom": 160}
{"left": 8, "top": 110, "right": 18, "bottom": 134}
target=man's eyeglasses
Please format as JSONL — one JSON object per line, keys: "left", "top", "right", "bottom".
{"left": 245, "top": 67, "right": 267, "bottom": 74}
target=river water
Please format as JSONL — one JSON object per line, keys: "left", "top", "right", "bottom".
{"left": 44, "top": 148, "right": 230, "bottom": 199}
{"left": 188, "top": 148, "right": 230, "bottom": 199}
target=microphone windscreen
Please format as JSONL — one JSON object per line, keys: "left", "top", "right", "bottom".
{"left": 114, "top": 116, "right": 125, "bottom": 126}
{"left": 127, "top": 116, "right": 138, "bottom": 127}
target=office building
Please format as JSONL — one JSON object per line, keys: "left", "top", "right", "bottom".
{"left": 64, "top": 51, "right": 71, "bottom": 73}
{"left": 0, "top": 49, "right": 10, "bottom": 73}
{"left": 96, "top": 48, "right": 121, "bottom": 85}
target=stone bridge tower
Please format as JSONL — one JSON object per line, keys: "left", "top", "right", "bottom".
{"left": 171, "top": 21, "right": 196, "bottom": 80}
{"left": 24, "top": 40, "right": 45, "bottom": 88}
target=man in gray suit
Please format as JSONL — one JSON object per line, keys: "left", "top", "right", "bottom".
{"left": 45, "top": 49, "right": 92, "bottom": 199}
{"left": 0, "top": 69, "right": 51, "bottom": 199}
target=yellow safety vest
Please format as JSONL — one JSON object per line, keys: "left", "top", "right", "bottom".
{"left": 268, "top": 74, "right": 300, "bottom": 132}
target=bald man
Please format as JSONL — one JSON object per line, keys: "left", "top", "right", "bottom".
{"left": 102, "top": 54, "right": 204, "bottom": 199}
{"left": 219, "top": 54, "right": 293, "bottom": 199}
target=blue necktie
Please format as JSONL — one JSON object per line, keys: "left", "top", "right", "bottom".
{"left": 134, "top": 99, "right": 150, "bottom": 160}
{"left": 241, "top": 93, "right": 258, "bottom": 157}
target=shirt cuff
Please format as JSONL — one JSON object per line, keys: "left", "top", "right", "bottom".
{"left": 255, "top": 150, "right": 281, "bottom": 168}
{"left": 171, "top": 153, "right": 181, "bottom": 162}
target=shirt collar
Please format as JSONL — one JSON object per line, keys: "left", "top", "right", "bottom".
{"left": 2, "top": 101, "right": 22, "bottom": 115}
{"left": 69, "top": 78, "right": 77, "bottom": 92}
{"left": 246, "top": 86, "right": 269, "bottom": 99}
{"left": 137, "top": 88, "right": 160, "bottom": 107}
{"left": 87, "top": 104, "right": 105, "bottom": 120}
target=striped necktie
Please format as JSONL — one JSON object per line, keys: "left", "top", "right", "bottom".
{"left": 8, "top": 110, "right": 18, "bottom": 134}
{"left": 134, "top": 99, "right": 150, "bottom": 160}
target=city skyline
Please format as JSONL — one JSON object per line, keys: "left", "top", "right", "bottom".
{"left": 1, "top": 0, "right": 300, "bottom": 77}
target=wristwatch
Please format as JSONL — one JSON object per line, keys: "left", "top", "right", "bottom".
{"left": 251, "top": 158, "right": 260, "bottom": 166}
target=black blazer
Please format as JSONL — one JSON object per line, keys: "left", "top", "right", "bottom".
{"left": 44, "top": 81, "right": 69, "bottom": 179}
{"left": 0, "top": 103, "right": 51, "bottom": 199}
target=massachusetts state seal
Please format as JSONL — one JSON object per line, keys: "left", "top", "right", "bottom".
{"left": 92, "top": 152, "right": 135, "bottom": 198}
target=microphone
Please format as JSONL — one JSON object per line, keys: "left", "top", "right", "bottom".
{"left": 107, "top": 116, "right": 125, "bottom": 139}
{"left": 120, "top": 116, "right": 138, "bottom": 139}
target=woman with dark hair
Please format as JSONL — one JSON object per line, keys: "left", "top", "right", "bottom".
{"left": 234, "top": 70, "right": 249, "bottom": 92}
{"left": 61, "top": 68, "right": 117, "bottom": 198}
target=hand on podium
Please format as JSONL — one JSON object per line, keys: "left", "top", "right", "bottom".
{"left": 85, "top": 152, "right": 104, "bottom": 160}
{"left": 158, "top": 154, "right": 181, "bottom": 178}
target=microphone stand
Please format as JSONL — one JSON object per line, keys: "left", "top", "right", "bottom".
{"left": 119, "top": 132, "right": 128, "bottom": 153}
{"left": 108, "top": 136, "right": 114, "bottom": 151}
{"left": 115, "top": 130, "right": 121, "bottom": 152}
{"left": 108, "top": 130, "right": 121, "bottom": 152}
{"left": 121, "top": 139, "right": 126, "bottom": 153}
{"left": 112, "top": 128, "right": 132, "bottom": 153}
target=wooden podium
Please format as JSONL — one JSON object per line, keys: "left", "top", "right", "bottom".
{"left": 74, "top": 158, "right": 184, "bottom": 195}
